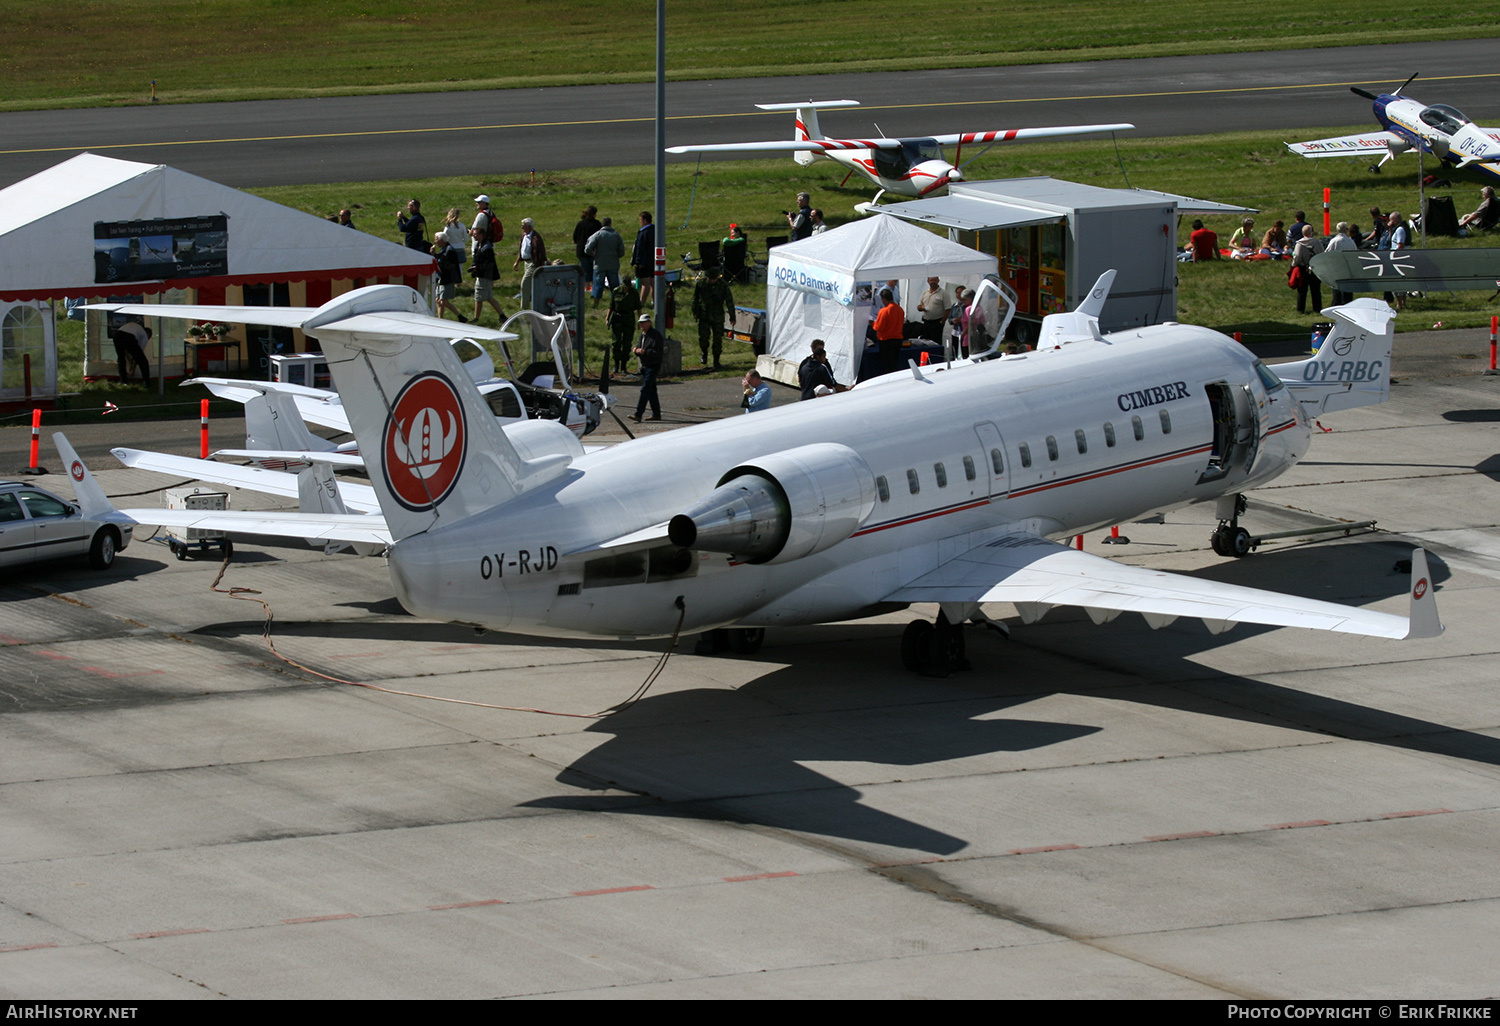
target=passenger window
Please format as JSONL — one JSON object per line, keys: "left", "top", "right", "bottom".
{"left": 1046, "top": 435, "right": 1059, "bottom": 461}
{"left": 934, "top": 462, "right": 947, "bottom": 488}
{"left": 1159, "top": 409, "right": 1172, "bottom": 435}
{"left": 1019, "top": 443, "right": 1032, "bottom": 468}
{"left": 18, "top": 491, "right": 68, "bottom": 518}
{"left": 963, "top": 456, "right": 976, "bottom": 481}
{"left": 0, "top": 494, "right": 22, "bottom": 522}
{"left": 1132, "top": 415, "right": 1144, "bottom": 441}
{"left": 1075, "top": 429, "right": 1087, "bottom": 455}
{"left": 989, "top": 448, "right": 1003, "bottom": 474}
{"left": 876, "top": 475, "right": 889, "bottom": 502}
{"left": 907, "top": 469, "right": 920, "bottom": 494}
{"left": 1104, "top": 422, "right": 1116, "bottom": 447}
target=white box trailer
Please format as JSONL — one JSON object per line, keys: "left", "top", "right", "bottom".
{"left": 163, "top": 485, "right": 232, "bottom": 561}
{"left": 879, "top": 177, "right": 1253, "bottom": 344}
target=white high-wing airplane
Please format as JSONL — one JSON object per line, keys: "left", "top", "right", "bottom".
{"left": 1287, "top": 75, "right": 1500, "bottom": 183}
{"left": 666, "top": 100, "right": 1135, "bottom": 205}
{"left": 77, "top": 277, "right": 1440, "bottom": 674}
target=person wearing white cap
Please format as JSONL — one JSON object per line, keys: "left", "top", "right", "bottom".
{"left": 630, "top": 312, "right": 663, "bottom": 422}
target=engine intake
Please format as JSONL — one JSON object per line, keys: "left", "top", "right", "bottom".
{"left": 668, "top": 443, "right": 877, "bottom": 564}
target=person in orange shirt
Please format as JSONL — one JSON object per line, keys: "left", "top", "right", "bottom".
{"left": 872, "top": 287, "right": 906, "bottom": 374}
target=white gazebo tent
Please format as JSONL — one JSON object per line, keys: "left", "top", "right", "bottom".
{"left": 765, "top": 214, "right": 998, "bottom": 386}
{"left": 0, "top": 153, "right": 435, "bottom": 391}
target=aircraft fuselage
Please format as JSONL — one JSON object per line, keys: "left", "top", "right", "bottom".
{"left": 387, "top": 326, "right": 1309, "bottom": 640}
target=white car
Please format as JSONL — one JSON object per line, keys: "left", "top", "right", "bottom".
{"left": 0, "top": 480, "right": 131, "bottom": 571}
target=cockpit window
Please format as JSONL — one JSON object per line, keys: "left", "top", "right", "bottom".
{"left": 873, "top": 139, "right": 942, "bottom": 178}
{"left": 1420, "top": 104, "right": 1470, "bottom": 135}
{"left": 1253, "top": 360, "right": 1286, "bottom": 393}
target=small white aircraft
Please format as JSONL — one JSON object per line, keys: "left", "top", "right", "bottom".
{"left": 77, "top": 274, "right": 1440, "bottom": 674}
{"left": 667, "top": 100, "right": 1135, "bottom": 205}
{"left": 1287, "top": 75, "right": 1500, "bottom": 183}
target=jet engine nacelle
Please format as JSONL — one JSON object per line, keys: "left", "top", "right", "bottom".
{"left": 668, "top": 443, "right": 877, "bottom": 564}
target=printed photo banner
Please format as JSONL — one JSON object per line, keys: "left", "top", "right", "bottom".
{"left": 94, "top": 214, "right": 228, "bottom": 284}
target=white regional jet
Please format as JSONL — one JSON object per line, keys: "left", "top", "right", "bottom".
{"left": 666, "top": 100, "right": 1134, "bottom": 205}
{"left": 79, "top": 277, "right": 1440, "bottom": 674}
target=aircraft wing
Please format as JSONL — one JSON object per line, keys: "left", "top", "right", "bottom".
{"left": 927, "top": 124, "right": 1133, "bottom": 145}
{"left": 112, "top": 507, "right": 392, "bottom": 546}
{"left": 85, "top": 305, "right": 519, "bottom": 344}
{"left": 111, "top": 447, "right": 381, "bottom": 514}
{"left": 1285, "top": 132, "right": 1402, "bottom": 158}
{"left": 668, "top": 123, "right": 1134, "bottom": 155}
{"left": 883, "top": 534, "right": 1440, "bottom": 640}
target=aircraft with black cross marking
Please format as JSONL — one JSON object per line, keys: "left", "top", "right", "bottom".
{"left": 78, "top": 275, "right": 1440, "bottom": 674}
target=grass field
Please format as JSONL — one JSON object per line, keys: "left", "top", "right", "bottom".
{"left": 5, "top": 0, "right": 1500, "bottom": 110}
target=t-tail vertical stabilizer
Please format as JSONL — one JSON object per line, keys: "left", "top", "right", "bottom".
{"left": 1276, "top": 298, "right": 1397, "bottom": 415}
{"left": 756, "top": 99, "right": 859, "bottom": 166}
{"left": 301, "top": 286, "right": 571, "bottom": 541}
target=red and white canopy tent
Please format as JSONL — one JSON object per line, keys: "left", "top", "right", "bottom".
{"left": 0, "top": 153, "right": 435, "bottom": 393}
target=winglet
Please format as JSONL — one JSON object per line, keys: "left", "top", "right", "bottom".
{"left": 1405, "top": 548, "right": 1444, "bottom": 639}
{"left": 52, "top": 433, "right": 116, "bottom": 518}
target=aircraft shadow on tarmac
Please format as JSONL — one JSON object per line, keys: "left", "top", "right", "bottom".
{"left": 516, "top": 538, "right": 1499, "bottom": 857}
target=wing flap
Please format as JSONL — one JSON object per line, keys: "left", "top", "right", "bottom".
{"left": 885, "top": 534, "right": 1416, "bottom": 639}
{"left": 116, "top": 508, "right": 391, "bottom": 546}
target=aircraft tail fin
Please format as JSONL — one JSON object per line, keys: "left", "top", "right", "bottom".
{"left": 244, "top": 387, "right": 338, "bottom": 454}
{"left": 757, "top": 99, "right": 859, "bottom": 166}
{"left": 1036, "top": 269, "right": 1114, "bottom": 348}
{"left": 52, "top": 433, "right": 116, "bottom": 519}
{"left": 305, "top": 286, "right": 573, "bottom": 542}
{"left": 1276, "top": 298, "right": 1396, "bottom": 415}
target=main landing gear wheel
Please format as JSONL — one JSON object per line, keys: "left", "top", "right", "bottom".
{"left": 901, "top": 613, "right": 970, "bottom": 677}
{"left": 694, "top": 627, "right": 763, "bottom": 655}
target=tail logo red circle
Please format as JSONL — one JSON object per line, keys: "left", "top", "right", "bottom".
{"left": 383, "top": 372, "right": 467, "bottom": 512}
{"left": 1413, "top": 578, "right": 1428, "bottom": 600}
{"left": 70, "top": 460, "right": 85, "bottom": 482}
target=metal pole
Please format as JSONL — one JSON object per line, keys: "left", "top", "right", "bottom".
{"left": 654, "top": 0, "right": 666, "bottom": 336}
{"left": 1418, "top": 145, "right": 1427, "bottom": 248}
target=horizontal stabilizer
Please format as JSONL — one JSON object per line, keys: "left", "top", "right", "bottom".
{"left": 113, "top": 507, "right": 392, "bottom": 546}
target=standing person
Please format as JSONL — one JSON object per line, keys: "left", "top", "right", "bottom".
{"left": 917, "top": 276, "right": 949, "bottom": 343}
{"left": 1292, "top": 224, "right": 1323, "bottom": 315}
{"left": 337, "top": 209, "right": 356, "bottom": 229}
{"left": 470, "top": 195, "right": 505, "bottom": 322}
{"left": 630, "top": 313, "right": 663, "bottom": 422}
{"left": 431, "top": 235, "right": 468, "bottom": 323}
{"left": 606, "top": 283, "right": 641, "bottom": 374}
{"left": 1367, "top": 206, "right": 1388, "bottom": 249}
{"left": 573, "top": 205, "right": 602, "bottom": 285}
{"left": 111, "top": 320, "right": 151, "bottom": 385}
{"left": 513, "top": 218, "right": 546, "bottom": 310}
{"left": 809, "top": 209, "right": 829, "bottom": 235}
{"left": 1323, "top": 222, "right": 1357, "bottom": 305}
{"left": 873, "top": 287, "right": 905, "bottom": 374}
{"left": 1286, "top": 210, "right": 1310, "bottom": 245}
{"left": 584, "top": 216, "right": 625, "bottom": 307}
{"left": 438, "top": 207, "right": 469, "bottom": 253}
{"left": 633, "top": 211, "right": 656, "bottom": 305}
{"left": 1188, "top": 219, "right": 1219, "bottom": 262}
{"left": 1385, "top": 211, "right": 1410, "bottom": 309}
{"left": 396, "top": 199, "right": 427, "bottom": 251}
{"left": 787, "top": 192, "right": 813, "bottom": 241}
{"left": 690, "top": 269, "right": 735, "bottom": 368}
{"left": 740, "top": 370, "right": 772, "bottom": 413}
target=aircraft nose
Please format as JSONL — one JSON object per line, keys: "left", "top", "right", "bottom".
{"left": 949, "top": 167, "right": 965, "bottom": 182}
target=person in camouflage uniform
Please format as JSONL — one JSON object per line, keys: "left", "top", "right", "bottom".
{"left": 606, "top": 281, "right": 641, "bottom": 373}
{"left": 690, "top": 270, "right": 735, "bottom": 368}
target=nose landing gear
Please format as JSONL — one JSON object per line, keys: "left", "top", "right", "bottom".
{"left": 1211, "top": 493, "right": 1253, "bottom": 558}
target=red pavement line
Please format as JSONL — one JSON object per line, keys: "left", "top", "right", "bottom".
{"left": 572, "top": 885, "right": 655, "bottom": 896}
{"left": 130, "top": 928, "right": 210, "bottom": 939}
{"left": 428, "top": 899, "right": 506, "bottom": 910}
{"left": 1144, "top": 830, "right": 1219, "bottom": 842}
{"left": 0, "top": 942, "right": 59, "bottom": 952}
{"left": 1266, "top": 820, "right": 1332, "bottom": 829}
{"left": 722, "top": 871, "right": 799, "bottom": 883}
{"left": 282, "top": 913, "right": 357, "bottom": 924}
{"left": 1008, "top": 844, "right": 1082, "bottom": 855}
{"left": 1381, "top": 808, "right": 1452, "bottom": 819}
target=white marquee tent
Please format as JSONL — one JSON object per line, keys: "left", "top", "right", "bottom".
{"left": 766, "top": 214, "right": 998, "bottom": 385}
